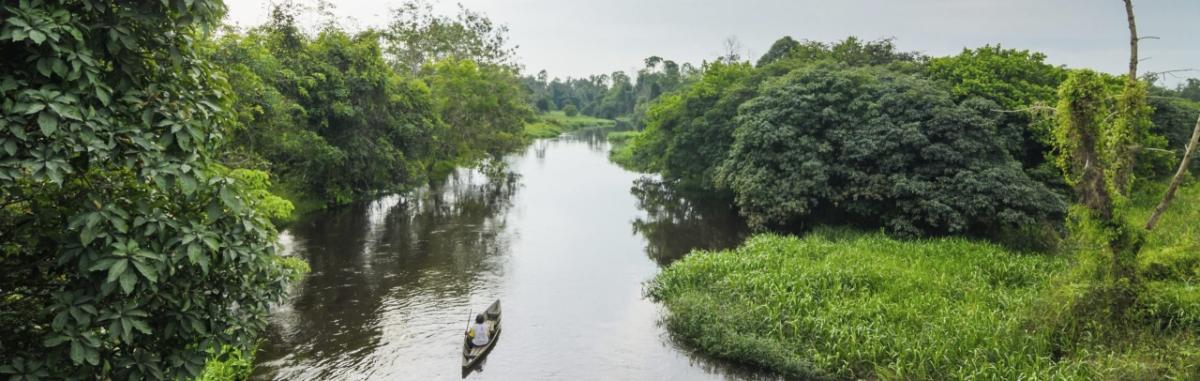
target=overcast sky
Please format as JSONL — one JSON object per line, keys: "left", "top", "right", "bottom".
{"left": 224, "top": 0, "right": 1199, "bottom": 85}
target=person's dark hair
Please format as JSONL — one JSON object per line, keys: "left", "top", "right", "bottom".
{"left": 475, "top": 314, "right": 484, "bottom": 324}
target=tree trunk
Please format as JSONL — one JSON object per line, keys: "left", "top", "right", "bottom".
{"left": 1124, "top": 0, "right": 1139, "bottom": 81}
{"left": 1146, "top": 114, "right": 1200, "bottom": 230}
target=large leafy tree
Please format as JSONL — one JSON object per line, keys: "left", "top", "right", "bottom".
{"left": 0, "top": 1, "right": 300, "bottom": 379}
{"left": 384, "top": 0, "right": 516, "bottom": 74}
{"left": 716, "top": 64, "right": 1066, "bottom": 236}
{"left": 927, "top": 46, "right": 1070, "bottom": 187}
{"left": 626, "top": 61, "right": 754, "bottom": 189}
{"left": 211, "top": 8, "right": 444, "bottom": 206}
{"left": 420, "top": 58, "right": 533, "bottom": 165}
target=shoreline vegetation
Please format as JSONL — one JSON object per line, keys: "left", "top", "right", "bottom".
{"left": 523, "top": 111, "right": 618, "bottom": 139}
{"left": 5, "top": 0, "right": 1200, "bottom": 380}
{"left": 649, "top": 182, "right": 1200, "bottom": 379}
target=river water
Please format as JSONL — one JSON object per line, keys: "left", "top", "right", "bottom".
{"left": 251, "top": 129, "right": 774, "bottom": 381}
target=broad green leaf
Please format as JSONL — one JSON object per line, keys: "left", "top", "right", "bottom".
{"left": 69, "top": 341, "right": 84, "bottom": 365}
{"left": 37, "top": 112, "right": 57, "bottom": 136}
{"left": 111, "top": 217, "right": 128, "bottom": 233}
{"left": 178, "top": 174, "right": 197, "bottom": 195}
{"left": 106, "top": 258, "right": 128, "bottom": 283}
{"left": 132, "top": 260, "right": 157, "bottom": 283}
{"left": 43, "top": 335, "right": 68, "bottom": 348}
{"left": 28, "top": 30, "right": 45, "bottom": 44}
{"left": 219, "top": 187, "right": 241, "bottom": 209}
{"left": 119, "top": 271, "right": 137, "bottom": 294}
{"left": 80, "top": 225, "right": 97, "bottom": 246}
{"left": 96, "top": 87, "right": 110, "bottom": 106}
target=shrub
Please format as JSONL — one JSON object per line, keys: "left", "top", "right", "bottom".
{"left": 717, "top": 64, "right": 1066, "bottom": 236}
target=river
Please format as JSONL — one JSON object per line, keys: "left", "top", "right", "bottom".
{"left": 250, "top": 128, "right": 775, "bottom": 380}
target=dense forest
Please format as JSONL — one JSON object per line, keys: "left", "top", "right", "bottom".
{"left": 2, "top": 0, "right": 1199, "bottom": 380}
{"left": 0, "top": 1, "right": 534, "bottom": 379}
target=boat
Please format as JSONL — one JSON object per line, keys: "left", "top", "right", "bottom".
{"left": 462, "top": 300, "right": 502, "bottom": 369}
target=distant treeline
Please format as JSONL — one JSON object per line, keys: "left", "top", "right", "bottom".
{"left": 522, "top": 56, "right": 696, "bottom": 124}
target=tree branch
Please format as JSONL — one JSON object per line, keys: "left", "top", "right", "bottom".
{"left": 1146, "top": 113, "right": 1200, "bottom": 230}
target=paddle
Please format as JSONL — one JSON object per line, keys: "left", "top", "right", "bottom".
{"left": 464, "top": 309, "right": 473, "bottom": 355}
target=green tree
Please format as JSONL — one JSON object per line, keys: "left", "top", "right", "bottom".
{"left": 211, "top": 6, "right": 444, "bottom": 206}
{"left": 384, "top": 0, "right": 516, "bottom": 74}
{"left": 716, "top": 64, "right": 1066, "bottom": 236}
{"left": 927, "top": 46, "right": 1070, "bottom": 175}
{"left": 421, "top": 58, "right": 533, "bottom": 165}
{"left": 0, "top": 1, "right": 302, "bottom": 379}
{"left": 1176, "top": 78, "right": 1200, "bottom": 102}
{"left": 562, "top": 104, "right": 578, "bottom": 117}
{"left": 626, "top": 60, "right": 755, "bottom": 189}
{"left": 756, "top": 36, "right": 800, "bottom": 67}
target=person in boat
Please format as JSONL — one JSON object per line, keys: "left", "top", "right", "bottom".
{"left": 465, "top": 314, "right": 490, "bottom": 348}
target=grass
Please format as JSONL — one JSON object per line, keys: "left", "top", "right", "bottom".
{"left": 606, "top": 130, "right": 641, "bottom": 144}
{"left": 650, "top": 182, "right": 1200, "bottom": 380}
{"left": 197, "top": 345, "right": 256, "bottom": 381}
{"left": 522, "top": 111, "right": 616, "bottom": 139}
{"left": 651, "top": 230, "right": 1071, "bottom": 380}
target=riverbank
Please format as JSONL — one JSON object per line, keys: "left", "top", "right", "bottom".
{"left": 267, "top": 113, "right": 619, "bottom": 225}
{"left": 524, "top": 111, "right": 617, "bottom": 138}
{"left": 649, "top": 184, "right": 1200, "bottom": 380}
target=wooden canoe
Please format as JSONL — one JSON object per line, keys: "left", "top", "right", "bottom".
{"left": 462, "top": 300, "right": 501, "bottom": 369}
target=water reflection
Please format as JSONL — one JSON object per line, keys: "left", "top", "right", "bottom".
{"left": 631, "top": 178, "right": 749, "bottom": 265}
{"left": 253, "top": 130, "right": 773, "bottom": 381}
{"left": 253, "top": 168, "right": 518, "bottom": 380}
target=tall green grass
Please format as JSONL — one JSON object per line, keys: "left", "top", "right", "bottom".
{"left": 651, "top": 230, "right": 1073, "bottom": 379}
{"left": 651, "top": 209, "right": 1200, "bottom": 380}
{"left": 523, "top": 111, "right": 617, "bottom": 139}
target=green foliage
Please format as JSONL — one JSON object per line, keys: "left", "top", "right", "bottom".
{"left": 522, "top": 111, "right": 616, "bottom": 139}
{"left": 384, "top": 0, "right": 516, "bottom": 74}
{"left": 420, "top": 58, "right": 533, "bottom": 163}
{"left": 522, "top": 121, "right": 562, "bottom": 139}
{"left": 653, "top": 228, "right": 1200, "bottom": 380}
{"left": 197, "top": 345, "right": 256, "bottom": 381}
{"left": 625, "top": 61, "right": 755, "bottom": 189}
{"left": 209, "top": 2, "right": 531, "bottom": 212}
{"left": 718, "top": 64, "right": 1065, "bottom": 236}
{"left": 928, "top": 45, "right": 1066, "bottom": 111}
{"left": 562, "top": 103, "right": 578, "bottom": 116}
{"left": 927, "top": 46, "right": 1068, "bottom": 171}
{"left": 526, "top": 57, "right": 692, "bottom": 124}
{"left": 650, "top": 231, "right": 1070, "bottom": 379}
{"left": 1148, "top": 96, "right": 1200, "bottom": 167}
{"left": 0, "top": 1, "right": 302, "bottom": 379}
{"left": 211, "top": 19, "right": 442, "bottom": 207}
{"left": 605, "top": 130, "right": 640, "bottom": 144}
{"left": 755, "top": 36, "right": 800, "bottom": 67}
{"left": 1176, "top": 78, "right": 1200, "bottom": 102}
{"left": 758, "top": 36, "right": 918, "bottom": 68}
{"left": 225, "top": 168, "right": 294, "bottom": 222}
{"left": 1054, "top": 71, "right": 1114, "bottom": 191}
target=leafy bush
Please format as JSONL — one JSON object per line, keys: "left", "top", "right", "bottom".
{"left": 717, "top": 64, "right": 1066, "bottom": 236}
{"left": 197, "top": 346, "right": 256, "bottom": 381}
{"left": 0, "top": 1, "right": 302, "bottom": 379}
{"left": 562, "top": 103, "right": 579, "bottom": 116}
